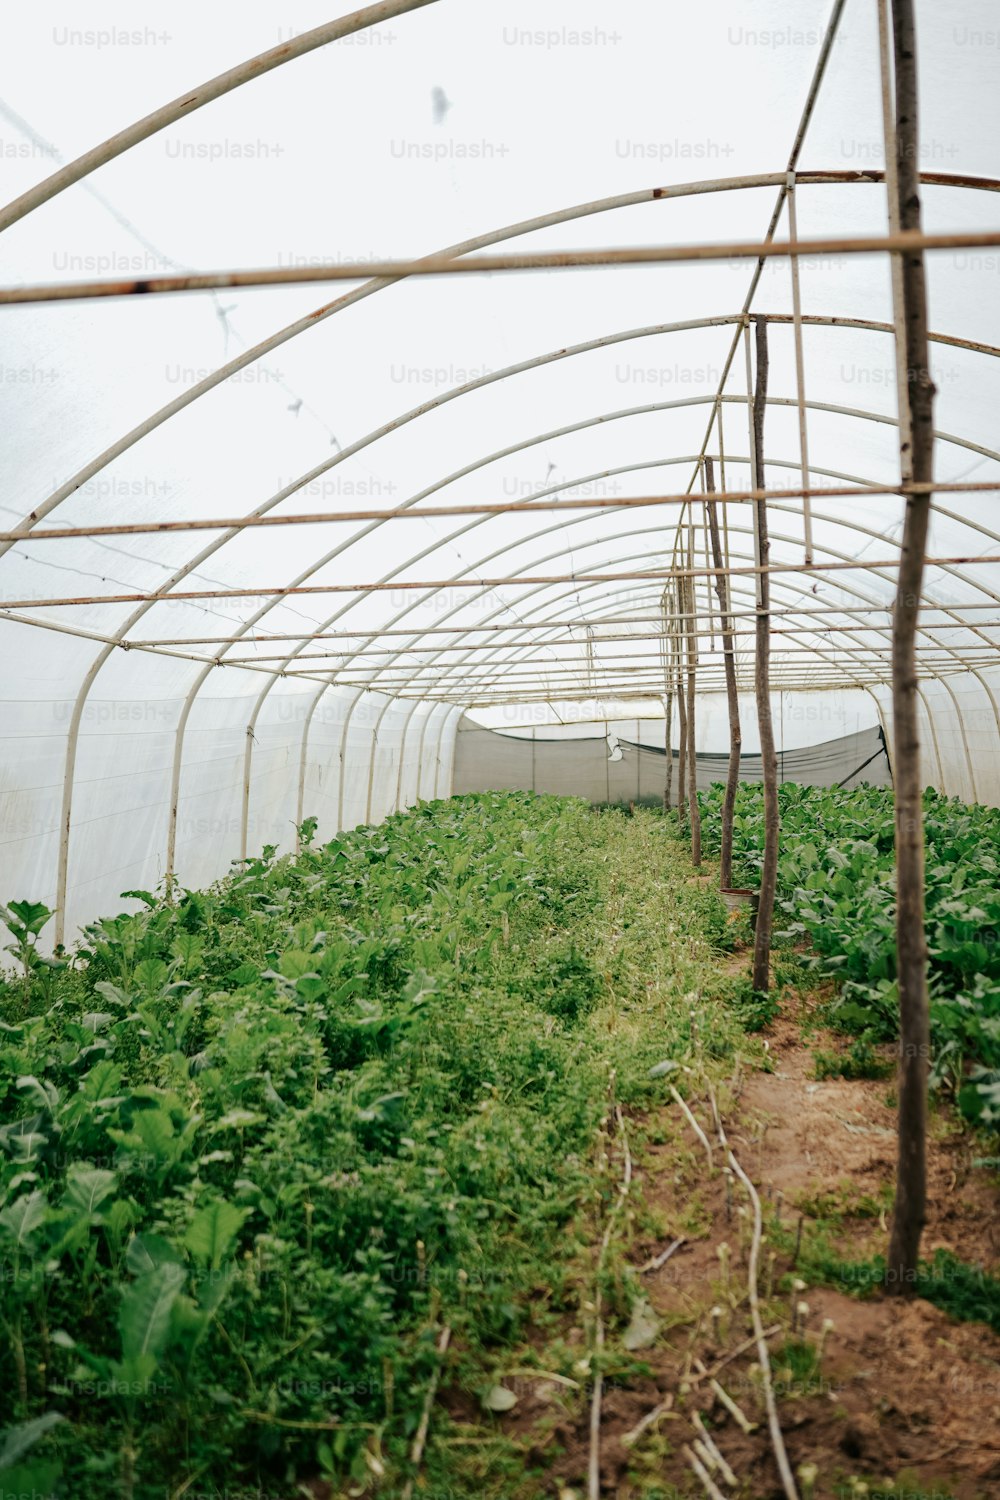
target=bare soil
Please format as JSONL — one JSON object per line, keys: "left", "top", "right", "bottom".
{"left": 480, "top": 990, "right": 1000, "bottom": 1498}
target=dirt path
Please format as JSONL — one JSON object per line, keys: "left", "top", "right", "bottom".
{"left": 498, "top": 1002, "right": 1000, "bottom": 1499}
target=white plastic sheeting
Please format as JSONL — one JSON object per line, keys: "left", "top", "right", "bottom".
{"left": 1, "top": 0, "right": 999, "bottom": 943}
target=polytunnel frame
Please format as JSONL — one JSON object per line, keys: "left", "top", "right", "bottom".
{"left": 264, "top": 471, "right": 980, "bottom": 850}
{"left": 277, "top": 439, "right": 1000, "bottom": 798}
{"left": 192, "top": 370, "right": 1000, "bottom": 883}
{"left": 19, "top": 325, "right": 1000, "bottom": 938}
{"left": 314, "top": 513, "right": 979, "bottom": 748}
{"left": 1, "top": 2, "right": 999, "bottom": 944}
{"left": 0, "top": 0, "right": 988, "bottom": 1452}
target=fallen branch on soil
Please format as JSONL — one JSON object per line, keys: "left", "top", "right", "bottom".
{"left": 505, "top": 1367, "right": 581, "bottom": 1389}
{"left": 691, "top": 1323, "right": 783, "bottom": 1384}
{"left": 710, "top": 1086, "right": 800, "bottom": 1500}
{"left": 621, "top": 1393, "right": 674, "bottom": 1448}
{"left": 401, "top": 1325, "right": 451, "bottom": 1500}
{"left": 589, "top": 1100, "right": 634, "bottom": 1500}
{"left": 684, "top": 1441, "right": 729, "bottom": 1500}
{"left": 693, "top": 1410, "right": 739, "bottom": 1487}
{"left": 669, "top": 1085, "right": 715, "bottom": 1170}
{"left": 710, "top": 1378, "right": 756, "bottom": 1435}
{"left": 639, "top": 1236, "right": 686, "bottom": 1274}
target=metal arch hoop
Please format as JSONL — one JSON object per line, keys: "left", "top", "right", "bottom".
{"left": 12, "top": 213, "right": 997, "bottom": 934}
{"left": 285, "top": 498, "right": 983, "bottom": 839}
{"left": 168, "top": 369, "right": 1000, "bottom": 887}
{"left": 0, "top": 0, "right": 442, "bottom": 233}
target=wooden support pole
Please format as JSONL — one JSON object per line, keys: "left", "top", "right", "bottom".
{"left": 661, "top": 594, "right": 676, "bottom": 818}
{"left": 685, "top": 561, "right": 703, "bottom": 865}
{"left": 885, "top": 0, "right": 935, "bottom": 1294}
{"left": 751, "top": 319, "right": 779, "bottom": 994}
{"left": 675, "top": 586, "right": 689, "bottom": 826}
{"left": 706, "top": 457, "right": 742, "bottom": 889}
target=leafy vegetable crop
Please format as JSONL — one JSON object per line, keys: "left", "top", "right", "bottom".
{"left": 699, "top": 781, "right": 1000, "bottom": 1126}
{"left": 0, "top": 792, "right": 734, "bottom": 1497}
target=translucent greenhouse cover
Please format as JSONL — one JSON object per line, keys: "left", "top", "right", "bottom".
{"left": 1, "top": 0, "right": 999, "bottom": 943}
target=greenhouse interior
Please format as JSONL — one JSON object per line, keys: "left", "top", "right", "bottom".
{"left": 2, "top": 1, "right": 1000, "bottom": 1497}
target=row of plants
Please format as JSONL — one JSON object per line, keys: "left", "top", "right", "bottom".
{"left": 0, "top": 792, "right": 739, "bottom": 1499}
{"left": 697, "top": 780, "right": 1000, "bottom": 1127}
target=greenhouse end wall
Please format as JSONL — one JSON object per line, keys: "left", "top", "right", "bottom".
{"left": 4, "top": 665, "right": 1000, "bottom": 950}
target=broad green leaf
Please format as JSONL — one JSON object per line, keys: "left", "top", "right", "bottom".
{"left": 16, "top": 1076, "right": 59, "bottom": 1112}
{"left": 225, "top": 961, "right": 260, "bottom": 986}
{"left": 183, "top": 1199, "right": 247, "bottom": 1269}
{"left": 110, "top": 1351, "right": 160, "bottom": 1396}
{"left": 170, "top": 932, "right": 204, "bottom": 972}
{"left": 109, "top": 1108, "right": 176, "bottom": 1163}
{"left": 125, "top": 1233, "right": 183, "bottom": 1277}
{"left": 80, "top": 1060, "right": 124, "bottom": 1102}
{"left": 134, "top": 958, "right": 169, "bottom": 995}
{"left": 4, "top": 900, "right": 52, "bottom": 936}
{"left": 119, "top": 1262, "right": 186, "bottom": 1365}
{"left": 0, "top": 1190, "right": 49, "bottom": 1249}
{"left": 120, "top": 888, "right": 158, "bottom": 908}
{"left": 63, "top": 1166, "right": 118, "bottom": 1218}
{"left": 277, "top": 949, "right": 315, "bottom": 980}
{"left": 93, "top": 981, "right": 133, "bottom": 1009}
{"left": 79, "top": 1012, "right": 114, "bottom": 1034}
{"left": 104, "top": 1198, "right": 137, "bottom": 1254}
{"left": 0, "top": 1411, "right": 64, "bottom": 1471}
{"left": 0, "top": 1113, "right": 49, "bottom": 1163}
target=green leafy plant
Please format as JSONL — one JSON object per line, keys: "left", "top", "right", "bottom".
{"left": 699, "top": 781, "right": 1000, "bottom": 1122}
{"left": 0, "top": 793, "right": 743, "bottom": 1496}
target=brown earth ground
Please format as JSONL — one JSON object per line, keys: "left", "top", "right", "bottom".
{"left": 457, "top": 965, "right": 1000, "bottom": 1499}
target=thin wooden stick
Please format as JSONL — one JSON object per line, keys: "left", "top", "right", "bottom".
{"left": 685, "top": 1442, "right": 730, "bottom": 1500}
{"left": 885, "top": 0, "right": 933, "bottom": 1293}
{"left": 8, "top": 549, "right": 1000, "bottom": 612}
{"left": 685, "top": 540, "right": 703, "bottom": 865}
{"left": 751, "top": 319, "right": 779, "bottom": 995}
{"left": 3, "top": 474, "right": 999, "bottom": 544}
{"left": 693, "top": 1411, "right": 739, "bottom": 1487}
{"left": 663, "top": 688, "right": 675, "bottom": 812}
{"left": 622, "top": 1395, "right": 673, "bottom": 1448}
{"left": 588, "top": 1102, "right": 633, "bottom": 1500}
{"left": 706, "top": 456, "right": 742, "bottom": 889}
{"left": 638, "top": 1236, "right": 686, "bottom": 1274}
{"left": 691, "top": 1323, "right": 784, "bottom": 1384}
{"left": 6, "top": 226, "right": 1000, "bottom": 304}
{"left": 669, "top": 1086, "right": 714, "bottom": 1171}
{"left": 400, "top": 1325, "right": 451, "bottom": 1500}
{"left": 676, "top": 594, "right": 689, "bottom": 826}
{"left": 713, "top": 1105, "right": 799, "bottom": 1500}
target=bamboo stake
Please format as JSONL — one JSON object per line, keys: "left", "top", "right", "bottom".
{"left": 663, "top": 689, "right": 675, "bottom": 813}
{"left": 751, "top": 319, "right": 779, "bottom": 995}
{"left": 680, "top": 651, "right": 689, "bottom": 828}
{"left": 676, "top": 592, "right": 689, "bottom": 827}
{"left": 685, "top": 533, "right": 703, "bottom": 865}
{"left": 8, "top": 226, "right": 1000, "bottom": 304}
{"left": 9, "top": 549, "right": 1000, "bottom": 612}
{"left": 706, "top": 457, "right": 742, "bottom": 890}
{"left": 885, "top": 0, "right": 934, "bottom": 1293}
